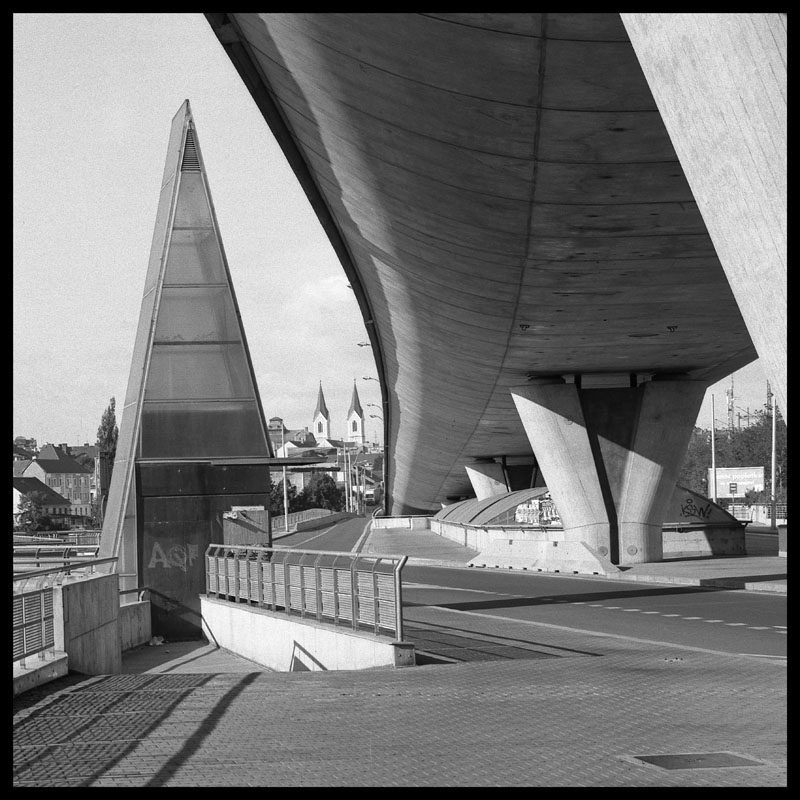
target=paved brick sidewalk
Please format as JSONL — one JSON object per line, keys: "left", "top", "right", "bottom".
{"left": 14, "top": 627, "right": 786, "bottom": 787}
{"left": 13, "top": 524, "right": 786, "bottom": 786}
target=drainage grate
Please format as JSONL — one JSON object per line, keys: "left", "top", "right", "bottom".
{"left": 633, "top": 752, "right": 765, "bottom": 770}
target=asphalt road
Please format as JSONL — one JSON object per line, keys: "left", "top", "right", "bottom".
{"left": 402, "top": 566, "right": 786, "bottom": 661}
{"left": 276, "top": 519, "right": 786, "bottom": 661}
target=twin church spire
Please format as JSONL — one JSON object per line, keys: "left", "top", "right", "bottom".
{"left": 313, "top": 380, "right": 364, "bottom": 446}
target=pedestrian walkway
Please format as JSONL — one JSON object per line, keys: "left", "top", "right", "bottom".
{"left": 13, "top": 523, "right": 786, "bottom": 787}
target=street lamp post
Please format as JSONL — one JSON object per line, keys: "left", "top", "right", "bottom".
{"left": 710, "top": 394, "right": 717, "bottom": 503}
{"left": 281, "top": 427, "right": 289, "bottom": 533}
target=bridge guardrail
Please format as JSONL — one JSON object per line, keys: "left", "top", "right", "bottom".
{"left": 271, "top": 508, "right": 332, "bottom": 532}
{"left": 205, "top": 545, "right": 407, "bottom": 640}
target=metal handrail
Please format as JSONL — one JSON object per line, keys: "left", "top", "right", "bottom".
{"left": 12, "top": 557, "right": 119, "bottom": 581}
{"left": 205, "top": 544, "right": 407, "bottom": 639}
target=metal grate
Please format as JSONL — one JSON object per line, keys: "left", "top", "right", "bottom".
{"left": 12, "top": 587, "right": 55, "bottom": 664}
{"left": 633, "top": 752, "right": 765, "bottom": 770}
{"left": 181, "top": 129, "right": 200, "bottom": 171}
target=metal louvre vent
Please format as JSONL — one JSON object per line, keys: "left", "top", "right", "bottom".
{"left": 181, "top": 129, "right": 200, "bottom": 171}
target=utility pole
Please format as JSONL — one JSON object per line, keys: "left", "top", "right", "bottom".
{"left": 281, "top": 427, "right": 288, "bottom": 534}
{"left": 768, "top": 382, "right": 777, "bottom": 531}
{"left": 710, "top": 394, "right": 717, "bottom": 503}
{"left": 726, "top": 376, "right": 735, "bottom": 435}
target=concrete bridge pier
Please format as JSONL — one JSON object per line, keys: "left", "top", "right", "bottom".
{"left": 465, "top": 460, "right": 508, "bottom": 501}
{"left": 511, "top": 375, "right": 706, "bottom": 565}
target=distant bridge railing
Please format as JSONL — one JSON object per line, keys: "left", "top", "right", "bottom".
{"left": 205, "top": 545, "right": 407, "bottom": 639}
{"left": 13, "top": 545, "right": 102, "bottom": 574}
{"left": 13, "top": 530, "right": 102, "bottom": 546}
{"left": 271, "top": 508, "right": 333, "bottom": 532}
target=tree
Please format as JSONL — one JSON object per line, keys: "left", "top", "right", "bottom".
{"left": 677, "top": 407, "right": 787, "bottom": 503}
{"left": 17, "top": 491, "right": 54, "bottom": 532}
{"left": 676, "top": 427, "right": 711, "bottom": 496}
{"left": 298, "top": 473, "right": 345, "bottom": 512}
{"left": 96, "top": 397, "right": 119, "bottom": 502}
{"left": 269, "top": 478, "right": 299, "bottom": 516}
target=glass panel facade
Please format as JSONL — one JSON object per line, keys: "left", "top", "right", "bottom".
{"left": 172, "top": 172, "right": 213, "bottom": 228}
{"left": 145, "top": 344, "right": 254, "bottom": 400}
{"left": 164, "top": 229, "right": 225, "bottom": 284}
{"left": 140, "top": 401, "right": 270, "bottom": 458}
{"left": 154, "top": 287, "right": 242, "bottom": 342}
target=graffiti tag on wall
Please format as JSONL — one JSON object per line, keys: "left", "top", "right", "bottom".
{"left": 148, "top": 542, "right": 200, "bottom": 573}
{"left": 679, "top": 496, "right": 712, "bottom": 520}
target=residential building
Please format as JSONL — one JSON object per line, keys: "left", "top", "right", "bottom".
{"left": 14, "top": 436, "right": 38, "bottom": 453}
{"left": 19, "top": 443, "right": 93, "bottom": 523}
{"left": 13, "top": 476, "right": 72, "bottom": 528}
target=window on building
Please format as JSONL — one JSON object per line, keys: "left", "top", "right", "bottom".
{"left": 318, "top": 422, "right": 322, "bottom": 433}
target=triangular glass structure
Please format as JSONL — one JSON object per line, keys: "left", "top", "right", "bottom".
{"left": 100, "top": 101, "right": 273, "bottom": 637}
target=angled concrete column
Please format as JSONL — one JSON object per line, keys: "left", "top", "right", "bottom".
{"left": 465, "top": 460, "right": 508, "bottom": 500}
{"left": 511, "top": 380, "right": 611, "bottom": 557}
{"left": 616, "top": 379, "right": 707, "bottom": 563}
{"left": 512, "top": 377, "right": 706, "bottom": 565}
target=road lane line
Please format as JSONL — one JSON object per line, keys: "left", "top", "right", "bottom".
{"left": 415, "top": 605, "right": 786, "bottom": 660}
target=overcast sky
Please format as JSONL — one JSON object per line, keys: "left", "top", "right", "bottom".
{"left": 14, "top": 13, "right": 773, "bottom": 450}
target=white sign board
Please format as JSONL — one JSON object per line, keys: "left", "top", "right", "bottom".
{"left": 708, "top": 467, "right": 765, "bottom": 499}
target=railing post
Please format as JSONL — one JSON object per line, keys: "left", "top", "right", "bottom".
{"left": 314, "top": 553, "right": 323, "bottom": 621}
{"left": 351, "top": 559, "right": 359, "bottom": 630}
{"left": 284, "top": 558, "right": 291, "bottom": 615}
{"left": 299, "top": 554, "right": 306, "bottom": 619}
{"left": 395, "top": 556, "right": 407, "bottom": 641}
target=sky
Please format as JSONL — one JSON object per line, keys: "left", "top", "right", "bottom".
{"left": 13, "top": 13, "right": 774, "bottom": 451}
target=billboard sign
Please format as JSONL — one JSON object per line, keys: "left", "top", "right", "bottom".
{"left": 708, "top": 466, "right": 765, "bottom": 499}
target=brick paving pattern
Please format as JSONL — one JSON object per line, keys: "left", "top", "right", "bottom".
{"left": 13, "top": 524, "right": 786, "bottom": 786}
{"left": 14, "top": 630, "right": 786, "bottom": 786}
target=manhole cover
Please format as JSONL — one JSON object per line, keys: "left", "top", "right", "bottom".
{"left": 633, "top": 752, "right": 764, "bottom": 770}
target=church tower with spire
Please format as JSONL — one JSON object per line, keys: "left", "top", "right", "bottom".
{"left": 313, "top": 382, "right": 331, "bottom": 441}
{"left": 346, "top": 380, "right": 365, "bottom": 448}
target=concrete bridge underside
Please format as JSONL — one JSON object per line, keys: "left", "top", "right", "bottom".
{"left": 206, "top": 13, "right": 785, "bottom": 564}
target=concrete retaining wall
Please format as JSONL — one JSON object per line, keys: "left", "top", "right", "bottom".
{"left": 13, "top": 653, "right": 69, "bottom": 697}
{"left": 372, "top": 516, "right": 431, "bottom": 530}
{"left": 662, "top": 524, "right": 746, "bottom": 557}
{"left": 200, "top": 595, "right": 415, "bottom": 672}
{"left": 465, "top": 529, "right": 612, "bottom": 574}
{"left": 295, "top": 511, "right": 356, "bottom": 532}
{"left": 54, "top": 573, "right": 121, "bottom": 675}
{"left": 119, "top": 599, "right": 152, "bottom": 651}
{"left": 432, "top": 518, "right": 747, "bottom": 573}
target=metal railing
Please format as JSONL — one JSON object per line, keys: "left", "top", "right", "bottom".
{"left": 271, "top": 508, "right": 332, "bottom": 532}
{"left": 12, "top": 558, "right": 118, "bottom": 666}
{"left": 205, "top": 545, "right": 407, "bottom": 639}
{"left": 13, "top": 530, "right": 102, "bottom": 546}
{"left": 13, "top": 545, "right": 102, "bottom": 574}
